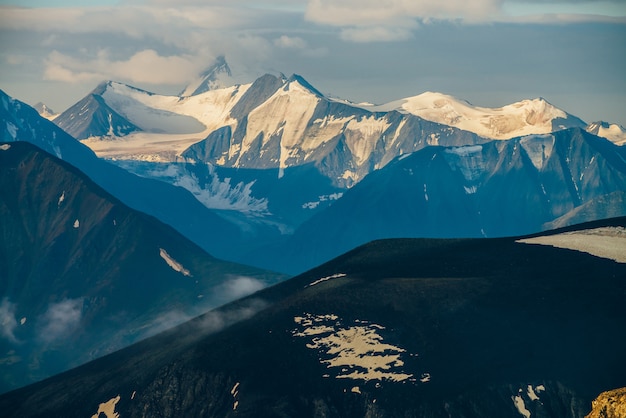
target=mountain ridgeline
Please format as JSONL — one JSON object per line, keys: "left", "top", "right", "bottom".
{"left": 37, "top": 68, "right": 626, "bottom": 274}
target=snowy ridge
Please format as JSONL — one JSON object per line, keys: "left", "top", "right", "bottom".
{"left": 586, "top": 121, "right": 626, "bottom": 145}
{"left": 34, "top": 102, "right": 58, "bottom": 120}
{"left": 356, "top": 92, "right": 584, "bottom": 140}
{"left": 82, "top": 81, "right": 251, "bottom": 161}
{"left": 179, "top": 56, "right": 233, "bottom": 97}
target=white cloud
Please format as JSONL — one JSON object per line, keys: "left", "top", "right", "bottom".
{"left": 44, "top": 49, "right": 201, "bottom": 85}
{"left": 274, "top": 35, "right": 307, "bottom": 49}
{"left": 38, "top": 298, "right": 83, "bottom": 343}
{"left": 340, "top": 26, "right": 416, "bottom": 42}
{"left": 215, "top": 276, "right": 266, "bottom": 301}
{"left": 305, "top": 0, "right": 504, "bottom": 26}
{"left": 0, "top": 298, "right": 19, "bottom": 344}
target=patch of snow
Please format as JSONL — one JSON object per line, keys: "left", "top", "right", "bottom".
{"left": 344, "top": 115, "right": 391, "bottom": 166}
{"left": 464, "top": 185, "right": 478, "bottom": 194}
{"left": 307, "top": 273, "right": 347, "bottom": 288}
{"left": 424, "top": 184, "right": 429, "bottom": 202}
{"left": 90, "top": 395, "right": 121, "bottom": 418}
{"left": 57, "top": 191, "right": 65, "bottom": 207}
{"left": 398, "top": 152, "right": 413, "bottom": 161}
{"left": 128, "top": 163, "right": 269, "bottom": 214}
{"left": 73, "top": 219, "right": 79, "bottom": 229}
{"left": 302, "top": 193, "right": 344, "bottom": 210}
{"left": 0, "top": 144, "right": 11, "bottom": 150}
{"left": 535, "top": 385, "right": 545, "bottom": 392}
{"left": 527, "top": 385, "right": 540, "bottom": 401}
{"left": 517, "top": 226, "right": 626, "bottom": 263}
{"left": 131, "top": 390, "right": 136, "bottom": 400}
{"left": 444, "top": 145, "right": 485, "bottom": 182}
{"left": 512, "top": 394, "right": 531, "bottom": 418}
{"left": 231, "top": 382, "right": 240, "bottom": 396}
{"left": 6, "top": 122, "right": 17, "bottom": 140}
{"left": 420, "top": 373, "right": 431, "bottom": 383}
{"left": 159, "top": 248, "right": 192, "bottom": 276}
{"left": 293, "top": 313, "right": 413, "bottom": 382}
{"left": 20, "top": 317, "right": 26, "bottom": 325}
{"left": 351, "top": 386, "right": 361, "bottom": 394}
{"left": 520, "top": 134, "right": 555, "bottom": 171}
{"left": 231, "top": 382, "right": 240, "bottom": 411}
{"left": 427, "top": 133, "right": 440, "bottom": 146}
{"left": 445, "top": 145, "right": 483, "bottom": 157}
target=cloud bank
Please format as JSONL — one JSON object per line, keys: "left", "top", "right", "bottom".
{"left": 0, "top": 298, "right": 19, "bottom": 343}
{"left": 38, "top": 298, "right": 84, "bottom": 343}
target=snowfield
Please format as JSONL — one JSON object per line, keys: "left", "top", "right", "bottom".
{"left": 356, "top": 92, "right": 579, "bottom": 140}
{"left": 517, "top": 227, "right": 626, "bottom": 263}
{"left": 292, "top": 313, "right": 414, "bottom": 383}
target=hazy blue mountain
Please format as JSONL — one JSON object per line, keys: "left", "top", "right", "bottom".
{"left": 261, "top": 128, "right": 626, "bottom": 273}
{"left": 1, "top": 89, "right": 257, "bottom": 263}
{"left": 0, "top": 141, "right": 285, "bottom": 393}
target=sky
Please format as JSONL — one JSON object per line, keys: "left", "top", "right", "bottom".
{"left": 0, "top": 0, "right": 625, "bottom": 126}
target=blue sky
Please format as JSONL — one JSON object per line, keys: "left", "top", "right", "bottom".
{"left": 0, "top": 0, "right": 625, "bottom": 125}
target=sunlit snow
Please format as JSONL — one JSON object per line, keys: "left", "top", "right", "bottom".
{"left": 307, "top": 273, "right": 347, "bottom": 288}
{"left": 357, "top": 92, "right": 572, "bottom": 140}
{"left": 512, "top": 393, "right": 531, "bottom": 418}
{"left": 293, "top": 314, "right": 413, "bottom": 383}
{"left": 517, "top": 226, "right": 626, "bottom": 263}
{"left": 159, "top": 248, "right": 192, "bottom": 276}
{"left": 90, "top": 395, "right": 120, "bottom": 418}
{"left": 0, "top": 144, "right": 11, "bottom": 150}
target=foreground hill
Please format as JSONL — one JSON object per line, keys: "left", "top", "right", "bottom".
{"left": 2, "top": 217, "right": 624, "bottom": 417}
{"left": 0, "top": 141, "right": 285, "bottom": 393}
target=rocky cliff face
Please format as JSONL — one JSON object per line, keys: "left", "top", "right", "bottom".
{"left": 586, "top": 388, "right": 626, "bottom": 418}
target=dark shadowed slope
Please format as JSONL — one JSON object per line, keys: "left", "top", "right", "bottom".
{"left": 0, "top": 142, "right": 286, "bottom": 393}
{"left": 1, "top": 216, "right": 624, "bottom": 417}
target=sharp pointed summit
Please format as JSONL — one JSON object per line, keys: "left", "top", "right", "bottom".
{"left": 179, "top": 55, "right": 233, "bottom": 97}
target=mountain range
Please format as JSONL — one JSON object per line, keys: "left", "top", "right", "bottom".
{"left": 38, "top": 64, "right": 626, "bottom": 273}
{"left": 2, "top": 56, "right": 626, "bottom": 411}
{"left": 1, "top": 217, "right": 624, "bottom": 417}
{"left": 0, "top": 140, "right": 285, "bottom": 393}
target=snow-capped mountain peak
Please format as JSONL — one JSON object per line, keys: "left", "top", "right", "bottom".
{"left": 586, "top": 121, "right": 626, "bottom": 146}
{"left": 33, "top": 102, "right": 58, "bottom": 120}
{"left": 285, "top": 74, "right": 324, "bottom": 97}
{"left": 355, "top": 92, "right": 586, "bottom": 140}
{"left": 179, "top": 56, "right": 233, "bottom": 97}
